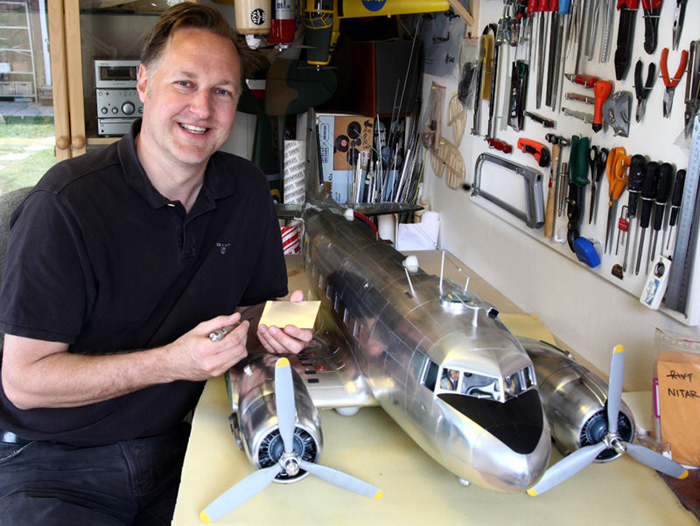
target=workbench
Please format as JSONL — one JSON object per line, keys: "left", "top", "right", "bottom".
{"left": 172, "top": 251, "right": 698, "bottom": 526}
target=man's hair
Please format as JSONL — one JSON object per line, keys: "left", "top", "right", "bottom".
{"left": 141, "top": 2, "right": 257, "bottom": 91}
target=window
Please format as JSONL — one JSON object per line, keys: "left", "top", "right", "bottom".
{"left": 421, "top": 360, "right": 439, "bottom": 391}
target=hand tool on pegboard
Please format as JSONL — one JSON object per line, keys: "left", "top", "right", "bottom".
{"left": 649, "top": 163, "right": 674, "bottom": 270}
{"left": 567, "top": 135, "right": 590, "bottom": 251}
{"left": 664, "top": 169, "right": 685, "bottom": 252}
{"left": 683, "top": 40, "right": 700, "bottom": 139}
{"left": 564, "top": 73, "right": 612, "bottom": 132}
{"left": 666, "top": 116, "right": 700, "bottom": 314}
{"left": 605, "top": 147, "right": 631, "bottom": 254}
{"left": 661, "top": 47, "right": 689, "bottom": 119}
{"left": 634, "top": 59, "right": 656, "bottom": 123}
{"left": 544, "top": 134, "right": 570, "bottom": 238}
{"left": 472, "top": 153, "right": 545, "bottom": 229}
{"left": 614, "top": 1, "right": 639, "bottom": 81}
{"left": 531, "top": 0, "right": 550, "bottom": 109}
{"left": 583, "top": 0, "right": 601, "bottom": 62}
{"left": 588, "top": 145, "right": 608, "bottom": 225}
{"left": 518, "top": 138, "right": 551, "bottom": 167}
{"left": 623, "top": 154, "right": 646, "bottom": 273}
{"left": 508, "top": 11, "right": 531, "bottom": 132}
{"left": 641, "top": 1, "right": 662, "bottom": 55}
{"left": 599, "top": 0, "right": 616, "bottom": 62}
{"left": 672, "top": 0, "right": 688, "bottom": 51}
{"left": 635, "top": 161, "right": 660, "bottom": 275}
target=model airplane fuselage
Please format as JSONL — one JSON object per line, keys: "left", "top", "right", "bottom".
{"left": 298, "top": 200, "right": 551, "bottom": 491}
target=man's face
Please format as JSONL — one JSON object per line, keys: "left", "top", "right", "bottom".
{"left": 136, "top": 27, "right": 241, "bottom": 170}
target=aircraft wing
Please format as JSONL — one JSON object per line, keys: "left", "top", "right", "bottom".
{"left": 285, "top": 323, "right": 378, "bottom": 411}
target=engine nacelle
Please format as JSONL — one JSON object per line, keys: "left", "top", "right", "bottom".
{"left": 519, "top": 338, "right": 635, "bottom": 462}
{"left": 225, "top": 355, "right": 323, "bottom": 482}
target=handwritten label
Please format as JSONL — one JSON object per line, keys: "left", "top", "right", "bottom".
{"left": 658, "top": 358, "right": 700, "bottom": 467}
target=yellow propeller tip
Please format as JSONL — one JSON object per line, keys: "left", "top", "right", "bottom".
{"left": 526, "top": 488, "right": 538, "bottom": 497}
{"left": 679, "top": 470, "right": 689, "bottom": 480}
{"left": 613, "top": 344, "right": 624, "bottom": 354}
{"left": 373, "top": 490, "right": 384, "bottom": 500}
{"left": 199, "top": 510, "right": 212, "bottom": 523}
{"left": 276, "top": 357, "right": 290, "bottom": 368}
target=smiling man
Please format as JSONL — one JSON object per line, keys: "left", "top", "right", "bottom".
{"left": 0, "top": 3, "right": 311, "bottom": 525}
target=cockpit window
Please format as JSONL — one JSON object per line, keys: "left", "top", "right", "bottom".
{"left": 462, "top": 371, "right": 500, "bottom": 399}
{"left": 440, "top": 369, "right": 460, "bottom": 391}
{"left": 436, "top": 365, "right": 536, "bottom": 403}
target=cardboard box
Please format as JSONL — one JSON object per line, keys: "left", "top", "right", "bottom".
{"left": 317, "top": 112, "right": 374, "bottom": 203}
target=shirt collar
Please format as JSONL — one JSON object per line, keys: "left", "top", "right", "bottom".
{"left": 117, "top": 119, "right": 237, "bottom": 210}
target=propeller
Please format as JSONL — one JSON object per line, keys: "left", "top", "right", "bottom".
{"left": 527, "top": 345, "right": 689, "bottom": 496}
{"left": 200, "top": 357, "right": 382, "bottom": 522}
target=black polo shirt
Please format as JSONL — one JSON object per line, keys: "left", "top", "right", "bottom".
{"left": 0, "top": 120, "right": 288, "bottom": 446}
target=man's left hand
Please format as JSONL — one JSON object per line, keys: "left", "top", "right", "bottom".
{"left": 257, "top": 290, "right": 314, "bottom": 355}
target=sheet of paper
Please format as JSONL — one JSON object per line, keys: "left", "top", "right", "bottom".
{"left": 657, "top": 356, "right": 700, "bottom": 467}
{"left": 259, "top": 300, "right": 321, "bottom": 329}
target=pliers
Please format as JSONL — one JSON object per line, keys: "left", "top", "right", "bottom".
{"left": 673, "top": 0, "right": 688, "bottom": 51}
{"left": 634, "top": 60, "right": 656, "bottom": 122}
{"left": 661, "top": 47, "right": 688, "bottom": 118}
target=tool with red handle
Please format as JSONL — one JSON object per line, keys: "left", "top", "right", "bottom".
{"left": 564, "top": 74, "right": 612, "bottom": 132}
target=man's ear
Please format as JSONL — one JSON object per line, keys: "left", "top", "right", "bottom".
{"left": 136, "top": 64, "right": 148, "bottom": 103}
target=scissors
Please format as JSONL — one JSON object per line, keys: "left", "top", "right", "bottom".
{"left": 605, "top": 147, "right": 631, "bottom": 253}
{"left": 588, "top": 145, "right": 609, "bottom": 224}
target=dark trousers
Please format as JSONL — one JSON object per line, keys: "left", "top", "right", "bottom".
{"left": 0, "top": 423, "right": 190, "bottom": 526}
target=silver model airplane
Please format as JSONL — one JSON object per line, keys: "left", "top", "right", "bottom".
{"left": 200, "top": 109, "right": 687, "bottom": 522}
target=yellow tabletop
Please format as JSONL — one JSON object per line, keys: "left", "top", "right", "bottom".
{"left": 172, "top": 252, "right": 698, "bottom": 525}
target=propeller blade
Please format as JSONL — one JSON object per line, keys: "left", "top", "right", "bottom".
{"left": 626, "top": 443, "right": 689, "bottom": 479}
{"left": 200, "top": 464, "right": 281, "bottom": 523}
{"left": 607, "top": 345, "right": 625, "bottom": 435}
{"left": 274, "top": 357, "right": 297, "bottom": 454}
{"left": 527, "top": 442, "right": 608, "bottom": 496}
{"left": 299, "top": 459, "right": 383, "bottom": 500}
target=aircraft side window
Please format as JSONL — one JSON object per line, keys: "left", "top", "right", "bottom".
{"left": 318, "top": 273, "right": 325, "bottom": 290}
{"left": 334, "top": 293, "right": 342, "bottom": 313}
{"left": 422, "top": 360, "right": 439, "bottom": 391}
{"left": 326, "top": 283, "right": 333, "bottom": 300}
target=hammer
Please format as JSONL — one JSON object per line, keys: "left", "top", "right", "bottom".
{"left": 544, "top": 134, "right": 571, "bottom": 238}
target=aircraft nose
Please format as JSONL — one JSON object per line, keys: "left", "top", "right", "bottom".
{"left": 471, "top": 421, "right": 551, "bottom": 492}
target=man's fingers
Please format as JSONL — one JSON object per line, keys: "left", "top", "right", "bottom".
{"left": 289, "top": 289, "right": 304, "bottom": 303}
{"left": 200, "top": 312, "right": 241, "bottom": 336}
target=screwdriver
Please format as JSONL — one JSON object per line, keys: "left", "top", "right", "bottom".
{"left": 649, "top": 163, "right": 674, "bottom": 270}
{"left": 665, "top": 169, "right": 686, "bottom": 252}
{"left": 622, "top": 154, "right": 646, "bottom": 272}
{"left": 635, "top": 162, "right": 659, "bottom": 276}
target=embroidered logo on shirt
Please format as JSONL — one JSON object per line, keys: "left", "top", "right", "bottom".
{"left": 217, "top": 242, "right": 231, "bottom": 255}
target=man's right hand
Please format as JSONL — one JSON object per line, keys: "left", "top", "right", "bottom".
{"left": 166, "top": 312, "right": 249, "bottom": 381}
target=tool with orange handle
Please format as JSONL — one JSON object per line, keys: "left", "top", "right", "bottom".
{"left": 604, "top": 147, "right": 631, "bottom": 253}
{"left": 517, "top": 138, "right": 551, "bottom": 167}
{"left": 661, "top": 47, "right": 689, "bottom": 118}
